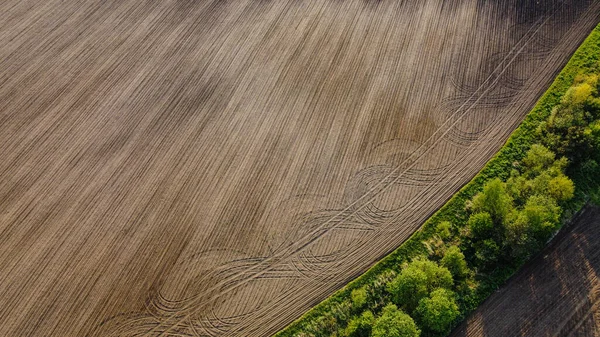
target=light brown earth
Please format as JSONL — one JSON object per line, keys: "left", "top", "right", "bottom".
{"left": 451, "top": 204, "right": 600, "bottom": 337}
{"left": 1, "top": 1, "right": 599, "bottom": 336}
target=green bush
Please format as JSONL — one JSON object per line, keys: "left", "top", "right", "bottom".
{"left": 520, "top": 195, "right": 561, "bottom": 241}
{"left": 436, "top": 221, "right": 452, "bottom": 240}
{"left": 473, "top": 239, "right": 501, "bottom": 267}
{"left": 351, "top": 287, "right": 368, "bottom": 311}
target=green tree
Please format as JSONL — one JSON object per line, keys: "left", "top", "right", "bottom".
{"left": 506, "top": 171, "right": 530, "bottom": 204}
{"left": 521, "top": 195, "right": 561, "bottom": 243}
{"left": 522, "top": 144, "right": 556, "bottom": 175}
{"left": 529, "top": 172, "right": 551, "bottom": 197}
{"left": 467, "top": 212, "right": 495, "bottom": 240}
{"left": 506, "top": 145, "right": 573, "bottom": 204}
{"left": 372, "top": 304, "right": 420, "bottom": 337}
{"left": 547, "top": 175, "right": 575, "bottom": 201}
{"left": 415, "top": 288, "right": 460, "bottom": 334}
{"left": 474, "top": 239, "right": 500, "bottom": 267}
{"left": 540, "top": 75, "right": 600, "bottom": 164}
{"left": 505, "top": 213, "right": 530, "bottom": 259}
{"left": 471, "top": 178, "right": 513, "bottom": 223}
{"left": 345, "top": 311, "right": 374, "bottom": 337}
{"left": 580, "top": 159, "right": 600, "bottom": 185}
{"left": 562, "top": 81, "right": 594, "bottom": 105}
{"left": 412, "top": 259, "right": 453, "bottom": 291}
{"left": 387, "top": 263, "right": 428, "bottom": 311}
{"left": 440, "top": 246, "right": 469, "bottom": 280}
{"left": 505, "top": 194, "right": 562, "bottom": 258}
{"left": 584, "top": 119, "right": 600, "bottom": 150}
{"left": 387, "top": 259, "right": 453, "bottom": 311}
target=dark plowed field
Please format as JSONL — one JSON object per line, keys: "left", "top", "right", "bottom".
{"left": 451, "top": 205, "right": 600, "bottom": 337}
{"left": 1, "top": 1, "right": 599, "bottom": 336}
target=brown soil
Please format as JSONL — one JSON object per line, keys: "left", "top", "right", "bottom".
{"left": 0, "top": 1, "right": 599, "bottom": 336}
{"left": 451, "top": 204, "right": 600, "bottom": 337}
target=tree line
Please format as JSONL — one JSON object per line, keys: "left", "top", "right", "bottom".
{"left": 278, "top": 31, "right": 600, "bottom": 337}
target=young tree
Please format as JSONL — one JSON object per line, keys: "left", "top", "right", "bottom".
{"left": 585, "top": 120, "right": 600, "bottom": 152}
{"left": 471, "top": 178, "right": 513, "bottom": 224}
{"left": 440, "top": 246, "right": 469, "bottom": 280}
{"left": 529, "top": 172, "right": 551, "bottom": 197}
{"left": 506, "top": 171, "right": 530, "bottom": 204}
{"left": 412, "top": 259, "right": 453, "bottom": 292}
{"left": 505, "top": 194, "right": 562, "bottom": 258}
{"left": 505, "top": 144, "right": 574, "bottom": 205}
{"left": 540, "top": 76, "right": 600, "bottom": 164}
{"left": 415, "top": 288, "right": 460, "bottom": 334}
{"left": 372, "top": 304, "right": 420, "bottom": 337}
{"left": 580, "top": 159, "right": 600, "bottom": 185}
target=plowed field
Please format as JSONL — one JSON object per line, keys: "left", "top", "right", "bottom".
{"left": 1, "top": 1, "right": 599, "bottom": 336}
{"left": 451, "top": 205, "right": 600, "bottom": 337}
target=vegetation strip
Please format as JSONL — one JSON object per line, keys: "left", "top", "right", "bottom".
{"left": 275, "top": 23, "right": 600, "bottom": 337}
{"left": 450, "top": 204, "right": 600, "bottom": 336}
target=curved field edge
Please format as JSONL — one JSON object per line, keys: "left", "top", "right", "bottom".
{"left": 274, "top": 23, "right": 600, "bottom": 337}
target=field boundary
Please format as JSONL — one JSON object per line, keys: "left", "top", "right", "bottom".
{"left": 275, "top": 23, "right": 600, "bottom": 337}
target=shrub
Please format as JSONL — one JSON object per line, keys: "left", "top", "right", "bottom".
{"left": 436, "top": 221, "right": 452, "bottom": 240}
{"left": 508, "top": 150, "right": 572, "bottom": 205}
{"left": 562, "top": 81, "right": 593, "bottom": 105}
{"left": 540, "top": 75, "right": 600, "bottom": 164}
{"left": 351, "top": 287, "right": 368, "bottom": 311}
{"left": 387, "top": 263, "right": 428, "bottom": 311}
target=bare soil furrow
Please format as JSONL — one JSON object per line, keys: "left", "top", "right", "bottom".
{"left": 0, "top": 1, "right": 598, "bottom": 336}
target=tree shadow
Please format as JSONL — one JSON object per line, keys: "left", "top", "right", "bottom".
{"left": 451, "top": 205, "right": 600, "bottom": 337}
